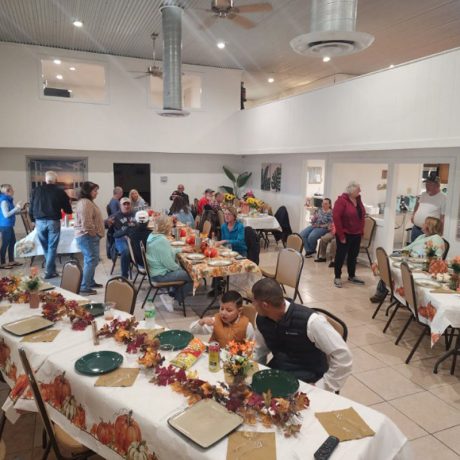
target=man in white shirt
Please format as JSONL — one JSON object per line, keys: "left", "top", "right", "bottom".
{"left": 251, "top": 278, "right": 352, "bottom": 392}
{"left": 411, "top": 172, "right": 446, "bottom": 242}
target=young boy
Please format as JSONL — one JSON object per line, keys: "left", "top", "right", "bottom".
{"left": 190, "top": 291, "right": 255, "bottom": 347}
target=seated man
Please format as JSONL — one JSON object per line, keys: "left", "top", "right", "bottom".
{"left": 112, "top": 197, "right": 136, "bottom": 278}
{"left": 252, "top": 278, "right": 352, "bottom": 392}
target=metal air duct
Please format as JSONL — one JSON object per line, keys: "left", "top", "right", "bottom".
{"left": 290, "top": 0, "right": 374, "bottom": 58}
{"left": 159, "top": 3, "right": 189, "bottom": 117}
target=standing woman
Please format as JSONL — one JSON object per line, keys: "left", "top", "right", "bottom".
{"left": 333, "top": 181, "right": 365, "bottom": 288}
{"left": 216, "top": 206, "right": 247, "bottom": 256}
{"left": 0, "top": 184, "right": 23, "bottom": 268}
{"left": 74, "top": 182, "right": 105, "bottom": 295}
{"left": 129, "top": 189, "right": 148, "bottom": 212}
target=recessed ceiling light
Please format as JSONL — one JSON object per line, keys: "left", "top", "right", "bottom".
{"left": 267, "top": 77, "right": 275, "bottom": 83}
{"left": 217, "top": 41, "right": 226, "bottom": 49}
{"left": 322, "top": 56, "right": 331, "bottom": 63}
{"left": 56, "top": 74, "right": 63, "bottom": 80}
{"left": 53, "top": 59, "right": 61, "bottom": 65}
{"left": 69, "top": 66, "right": 76, "bottom": 71}
{"left": 73, "top": 20, "right": 83, "bottom": 28}
{"left": 389, "top": 64, "right": 394, "bottom": 68}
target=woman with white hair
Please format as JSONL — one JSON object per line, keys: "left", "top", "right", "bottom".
{"left": 332, "top": 181, "right": 366, "bottom": 288}
{"left": 0, "top": 184, "right": 23, "bottom": 268}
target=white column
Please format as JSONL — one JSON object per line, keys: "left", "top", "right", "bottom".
{"left": 381, "top": 163, "right": 400, "bottom": 253}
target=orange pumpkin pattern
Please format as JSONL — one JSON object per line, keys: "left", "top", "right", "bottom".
{"left": 418, "top": 302, "right": 437, "bottom": 321}
{"left": 0, "top": 339, "right": 18, "bottom": 382}
{"left": 396, "top": 286, "right": 405, "bottom": 298}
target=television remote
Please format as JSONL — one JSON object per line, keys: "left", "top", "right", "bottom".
{"left": 313, "top": 436, "right": 340, "bottom": 460}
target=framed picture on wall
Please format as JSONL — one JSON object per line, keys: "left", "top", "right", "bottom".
{"left": 307, "top": 167, "right": 322, "bottom": 184}
{"left": 27, "top": 157, "right": 88, "bottom": 201}
{"left": 270, "top": 163, "right": 282, "bottom": 192}
{"left": 261, "top": 163, "right": 271, "bottom": 191}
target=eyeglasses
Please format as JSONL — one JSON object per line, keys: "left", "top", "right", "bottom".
{"left": 122, "top": 203, "right": 131, "bottom": 206}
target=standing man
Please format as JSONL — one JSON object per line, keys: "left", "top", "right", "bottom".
{"left": 251, "top": 278, "right": 352, "bottom": 392}
{"left": 107, "top": 186, "right": 123, "bottom": 216}
{"left": 29, "top": 171, "right": 72, "bottom": 279}
{"left": 112, "top": 197, "right": 136, "bottom": 278}
{"left": 411, "top": 172, "right": 446, "bottom": 242}
{"left": 169, "top": 184, "right": 189, "bottom": 205}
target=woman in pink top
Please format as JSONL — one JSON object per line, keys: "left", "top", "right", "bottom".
{"left": 332, "top": 181, "right": 365, "bottom": 288}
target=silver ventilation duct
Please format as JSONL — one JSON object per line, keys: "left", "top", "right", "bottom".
{"left": 290, "top": 0, "right": 374, "bottom": 58}
{"left": 159, "top": 3, "right": 189, "bottom": 117}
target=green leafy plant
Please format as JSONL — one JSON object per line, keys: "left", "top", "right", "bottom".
{"left": 220, "top": 166, "right": 252, "bottom": 198}
{"left": 271, "top": 166, "right": 282, "bottom": 192}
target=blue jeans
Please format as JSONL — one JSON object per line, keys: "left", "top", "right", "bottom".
{"left": 76, "top": 235, "right": 100, "bottom": 290}
{"left": 36, "top": 219, "right": 61, "bottom": 276}
{"left": 115, "top": 238, "right": 130, "bottom": 278}
{"left": 0, "top": 226, "right": 16, "bottom": 264}
{"left": 410, "top": 225, "right": 424, "bottom": 243}
{"left": 299, "top": 226, "right": 328, "bottom": 253}
{"left": 152, "top": 269, "right": 193, "bottom": 303}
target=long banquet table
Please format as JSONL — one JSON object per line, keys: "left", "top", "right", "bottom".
{"left": 0, "top": 289, "right": 411, "bottom": 460}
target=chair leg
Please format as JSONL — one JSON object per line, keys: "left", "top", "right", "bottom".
{"left": 141, "top": 287, "right": 152, "bottom": 309}
{"left": 433, "top": 330, "right": 460, "bottom": 374}
{"left": 41, "top": 440, "right": 52, "bottom": 460}
{"left": 385, "top": 298, "right": 399, "bottom": 316}
{"left": 366, "top": 248, "right": 372, "bottom": 266}
{"left": 137, "top": 275, "right": 146, "bottom": 293}
{"left": 0, "top": 410, "right": 6, "bottom": 439}
{"left": 395, "top": 315, "right": 413, "bottom": 345}
{"left": 405, "top": 325, "right": 429, "bottom": 364}
{"left": 151, "top": 288, "right": 160, "bottom": 303}
{"left": 450, "top": 332, "right": 460, "bottom": 375}
{"left": 133, "top": 272, "right": 139, "bottom": 285}
{"left": 371, "top": 292, "right": 388, "bottom": 319}
{"left": 297, "top": 292, "right": 303, "bottom": 304}
{"left": 110, "top": 255, "right": 118, "bottom": 275}
{"left": 383, "top": 302, "right": 401, "bottom": 333}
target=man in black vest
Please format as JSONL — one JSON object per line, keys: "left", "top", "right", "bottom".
{"left": 252, "top": 278, "right": 352, "bottom": 392}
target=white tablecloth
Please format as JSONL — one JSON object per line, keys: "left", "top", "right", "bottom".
{"left": 14, "top": 226, "right": 80, "bottom": 258}
{"left": 238, "top": 214, "right": 281, "bottom": 231}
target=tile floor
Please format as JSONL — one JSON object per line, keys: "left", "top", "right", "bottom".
{"left": 1, "top": 244, "right": 459, "bottom": 459}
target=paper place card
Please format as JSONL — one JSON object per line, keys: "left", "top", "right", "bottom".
{"left": 21, "top": 329, "right": 60, "bottom": 343}
{"left": 95, "top": 368, "right": 140, "bottom": 387}
{"left": 227, "top": 431, "right": 276, "bottom": 460}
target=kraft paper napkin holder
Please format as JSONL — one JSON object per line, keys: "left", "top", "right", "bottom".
{"left": 226, "top": 431, "right": 276, "bottom": 460}
{"left": 95, "top": 368, "right": 140, "bottom": 387}
{"left": 21, "top": 329, "right": 60, "bottom": 343}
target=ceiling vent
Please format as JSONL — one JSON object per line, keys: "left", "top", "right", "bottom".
{"left": 290, "top": 0, "right": 374, "bottom": 58}
{"left": 158, "top": 3, "right": 189, "bottom": 118}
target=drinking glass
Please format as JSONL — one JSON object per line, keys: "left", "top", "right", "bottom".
{"left": 104, "top": 302, "right": 116, "bottom": 320}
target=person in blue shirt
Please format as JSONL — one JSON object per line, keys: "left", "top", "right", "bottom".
{"left": 216, "top": 206, "right": 247, "bottom": 256}
{"left": 170, "top": 195, "right": 195, "bottom": 228}
{"left": 0, "top": 184, "right": 23, "bottom": 268}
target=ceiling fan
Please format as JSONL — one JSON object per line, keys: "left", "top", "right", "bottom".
{"left": 131, "top": 33, "right": 162, "bottom": 79}
{"left": 199, "top": 0, "right": 272, "bottom": 30}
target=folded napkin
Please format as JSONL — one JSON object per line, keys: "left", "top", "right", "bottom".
{"left": 21, "top": 329, "right": 60, "bottom": 343}
{"left": 227, "top": 431, "right": 276, "bottom": 460}
{"left": 95, "top": 368, "right": 139, "bottom": 387}
{"left": 315, "top": 407, "right": 375, "bottom": 442}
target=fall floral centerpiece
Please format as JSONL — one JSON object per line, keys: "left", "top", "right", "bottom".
{"left": 449, "top": 256, "right": 460, "bottom": 291}
{"left": 222, "top": 340, "right": 255, "bottom": 385}
{"left": 21, "top": 267, "right": 42, "bottom": 308}
{"left": 0, "top": 275, "right": 24, "bottom": 303}
{"left": 424, "top": 240, "right": 439, "bottom": 259}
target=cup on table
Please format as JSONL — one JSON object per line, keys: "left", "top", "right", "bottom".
{"left": 104, "top": 302, "right": 116, "bottom": 320}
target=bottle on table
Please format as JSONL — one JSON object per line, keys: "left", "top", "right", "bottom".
{"left": 144, "top": 303, "right": 157, "bottom": 328}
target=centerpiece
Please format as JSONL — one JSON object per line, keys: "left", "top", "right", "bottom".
{"left": 222, "top": 340, "right": 255, "bottom": 385}
{"left": 21, "top": 267, "right": 42, "bottom": 308}
{"left": 449, "top": 256, "right": 460, "bottom": 291}
{"left": 424, "top": 241, "right": 440, "bottom": 271}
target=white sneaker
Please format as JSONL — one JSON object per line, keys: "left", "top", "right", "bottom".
{"left": 160, "top": 294, "right": 174, "bottom": 312}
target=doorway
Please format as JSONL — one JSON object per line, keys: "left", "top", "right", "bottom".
{"left": 113, "top": 163, "right": 151, "bottom": 205}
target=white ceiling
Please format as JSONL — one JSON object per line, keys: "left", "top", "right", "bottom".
{"left": 1, "top": 0, "right": 460, "bottom": 102}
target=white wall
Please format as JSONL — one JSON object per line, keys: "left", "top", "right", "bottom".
{"left": 0, "top": 42, "right": 242, "bottom": 154}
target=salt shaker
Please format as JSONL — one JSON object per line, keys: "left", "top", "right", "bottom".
{"left": 91, "top": 321, "right": 99, "bottom": 345}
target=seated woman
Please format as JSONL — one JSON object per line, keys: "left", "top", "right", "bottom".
{"left": 215, "top": 206, "right": 247, "bottom": 256}
{"left": 300, "top": 198, "right": 333, "bottom": 257}
{"left": 170, "top": 195, "right": 195, "bottom": 228}
{"left": 403, "top": 216, "right": 445, "bottom": 258}
{"left": 190, "top": 291, "right": 255, "bottom": 347}
{"left": 146, "top": 215, "right": 193, "bottom": 312}
{"left": 129, "top": 189, "right": 148, "bottom": 212}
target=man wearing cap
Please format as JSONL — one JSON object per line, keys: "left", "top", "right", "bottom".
{"left": 197, "top": 189, "right": 215, "bottom": 215}
{"left": 128, "top": 210, "right": 151, "bottom": 268}
{"left": 411, "top": 172, "right": 446, "bottom": 242}
{"left": 169, "top": 184, "right": 189, "bottom": 205}
{"left": 112, "top": 197, "right": 136, "bottom": 278}
{"left": 107, "top": 186, "right": 123, "bottom": 216}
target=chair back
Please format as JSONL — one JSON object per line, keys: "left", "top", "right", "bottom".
{"left": 105, "top": 276, "right": 137, "bottom": 315}
{"left": 244, "top": 226, "right": 260, "bottom": 265}
{"left": 217, "top": 210, "right": 225, "bottom": 227}
{"left": 202, "top": 220, "right": 212, "bottom": 237}
{"left": 20, "top": 203, "right": 33, "bottom": 234}
{"left": 140, "top": 241, "right": 153, "bottom": 278}
{"left": 275, "top": 248, "right": 304, "bottom": 291}
{"left": 312, "top": 307, "right": 348, "bottom": 341}
{"left": 60, "top": 260, "right": 82, "bottom": 294}
{"left": 242, "top": 304, "right": 256, "bottom": 327}
{"left": 126, "top": 237, "right": 137, "bottom": 266}
{"left": 375, "top": 247, "right": 393, "bottom": 293}
{"left": 400, "top": 262, "right": 419, "bottom": 320}
{"left": 18, "top": 348, "right": 64, "bottom": 459}
{"left": 361, "top": 216, "right": 377, "bottom": 249}
{"left": 286, "top": 233, "right": 304, "bottom": 253}
{"left": 442, "top": 238, "right": 450, "bottom": 260}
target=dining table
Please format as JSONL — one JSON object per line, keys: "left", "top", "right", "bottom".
{"left": 0, "top": 290, "right": 410, "bottom": 459}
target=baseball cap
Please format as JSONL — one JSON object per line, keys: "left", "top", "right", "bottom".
{"left": 120, "top": 197, "right": 131, "bottom": 205}
{"left": 204, "top": 188, "right": 215, "bottom": 194}
{"left": 135, "top": 210, "right": 149, "bottom": 223}
{"left": 423, "top": 172, "right": 440, "bottom": 183}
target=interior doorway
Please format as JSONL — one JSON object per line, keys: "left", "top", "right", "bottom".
{"left": 113, "top": 163, "right": 151, "bottom": 205}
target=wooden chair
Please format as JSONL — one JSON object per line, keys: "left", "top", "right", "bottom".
{"left": 286, "top": 233, "right": 304, "bottom": 254}
{"left": 18, "top": 348, "right": 94, "bottom": 460}
{"left": 242, "top": 304, "right": 256, "bottom": 327}
{"left": 275, "top": 248, "right": 304, "bottom": 303}
{"left": 126, "top": 237, "right": 147, "bottom": 291}
{"left": 359, "top": 216, "right": 377, "bottom": 265}
{"left": 60, "top": 260, "right": 82, "bottom": 294}
{"left": 105, "top": 276, "right": 137, "bottom": 315}
{"left": 312, "top": 307, "right": 348, "bottom": 342}
{"left": 20, "top": 203, "right": 34, "bottom": 234}
{"left": 202, "top": 220, "right": 212, "bottom": 238}
{"left": 139, "top": 242, "right": 187, "bottom": 316}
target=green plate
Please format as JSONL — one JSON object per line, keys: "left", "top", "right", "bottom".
{"left": 75, "top": 351, "right": 123, "bottom": 376}
{"left": 157, "top": 330, "right": 193, "bottom": 350}
{"left": 82, "top": 303, "right": 104, "bottom": 317}
{"left": 251, "top": 369, "right": 299, "bottom": 398}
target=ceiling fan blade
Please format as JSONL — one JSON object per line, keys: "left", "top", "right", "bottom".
{"left": 228, "top": 14, "right": 256, "bottom": 29}
{"left": 234, "top": 3, "right": 273, "bottom": 14}
{"left": 199, "top": 14, "right": 218, "bottom": 30}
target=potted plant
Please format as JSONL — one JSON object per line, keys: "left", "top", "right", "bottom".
{"left": 222, "top": 340, "right": 255, "bottom": 385}
{"left": 21, "top": 267, "right": 42, "bottom": 308}
{"left": 220, "top": 167, "right": 252, "bottom": 199}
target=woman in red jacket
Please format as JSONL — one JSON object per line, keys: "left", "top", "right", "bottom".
{"left": 332, "top": 181, "right": 365, "bottom": 288}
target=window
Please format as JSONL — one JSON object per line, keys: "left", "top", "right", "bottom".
{"left": 40, "top": 58, "right": 108, "bottom": 103}
{"left": 149, "top": 73, "right": 202, "bottom": 110}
